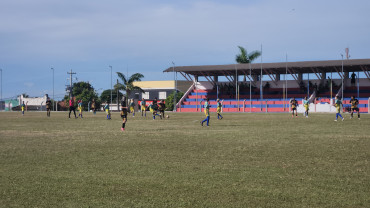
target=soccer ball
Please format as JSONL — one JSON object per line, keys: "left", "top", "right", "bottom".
{"left": 166, "top": 115, "right": 170, "bottom": 119}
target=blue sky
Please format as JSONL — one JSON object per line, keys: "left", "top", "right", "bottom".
{"left": 0, "top": 0, "right": 369, "bottom": 99}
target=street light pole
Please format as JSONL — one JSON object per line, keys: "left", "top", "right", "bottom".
{"left": 51, "top": 67, "right": 54, "bottom": 111}
{"left": 285, "top": 53, "right": 288, "bottom": 110}
{"left": 172, "top": 62, "right": 176, "bottom": 112}
{"left": 260, "top": 44, "right": 263, "bottom": 111}
{"left": 249, "top": 62, "right": 252, "bottom": 112}
{"left": 109, "top": 65, "right": 112, "bottom": 110}
{"left": 0, "top": 68, "right": 2, "bottom": 111}
{"left": 341, "top": 54, "right": 344, "bottom": 101}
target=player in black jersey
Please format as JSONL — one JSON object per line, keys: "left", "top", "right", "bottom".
{"left": 152, "top": 97, "right": 160, "bottom": 119}
{"left": 120, "top": 97, "right": 128, "bottom": 131}
{"left": 158, "top": 100, "right": 166, "bottom": 119}
{"left": 350, "top": 96, "right": 360, "bottom": 120}
{"left": 46, "top": 97, "right": 52, "bottom": 117}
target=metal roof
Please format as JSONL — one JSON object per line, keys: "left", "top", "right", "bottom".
{"left": 163, "top": 59, "right": 370, "bottom": 77}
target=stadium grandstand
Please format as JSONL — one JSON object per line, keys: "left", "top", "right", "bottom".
{"left": 164, "top": 59, "right": 370, "bottom": 113}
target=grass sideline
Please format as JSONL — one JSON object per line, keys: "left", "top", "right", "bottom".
{"left": 0, "top": 111, "right": 369, "bottom": 207}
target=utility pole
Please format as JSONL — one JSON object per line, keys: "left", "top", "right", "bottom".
{"left": 67, "top": 69, "right": 76, "bottom": 99}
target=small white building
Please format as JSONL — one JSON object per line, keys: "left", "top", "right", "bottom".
{"left": 18, "top": 94, "right": 48, "bottom": 111}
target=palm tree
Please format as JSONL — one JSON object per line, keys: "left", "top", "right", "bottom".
{"left": 235, "top": 46, "right": 261, "bottom": 64}
{"left": 114, "top": 72, "right": 144, "bottom": 106}
{"left": 235, "top": 46, "right": 261, "bottom": 82}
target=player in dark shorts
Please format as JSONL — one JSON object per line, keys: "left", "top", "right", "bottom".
{"left": 68, "top": 98, "right": 77, "bottom": 119}
{"left": 153, "top": 98, "right": 158, "bottom": 108}
{"left": 120, "top": 97, "right": 128, "bottom": 131}
{"left": 91, "top": 99, "right": 96, "bottom": 115}
{"left": 216, "top": 99, "right": 223, "bottom": 120}
{"left": 141, "top": 98, "right": 147, "bottom": 117}
{"left": 46, "top": 97, "right": 52, "bottom": 117}
{"left": 21, "top": 101, "right": 25, "bottom": 116}
{"left": 290, "top": 98, "right": 298, "bottom": 117}
{"left": 158, "top": 100, "right": 166, "bottom": 119}
{"left": 151, "top": 98, "right": 161, "bottom": 120}
{"left": 350, "top": 96, "right": 360, "bottom": 120}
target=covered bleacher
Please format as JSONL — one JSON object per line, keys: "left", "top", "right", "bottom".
{"left": 164, "top": 59, "right": 370, "bottom": 113}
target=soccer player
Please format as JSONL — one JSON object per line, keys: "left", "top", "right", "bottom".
{"left": 350, "top": 96, "right": 360, "bottom": 120}
{"left": 303, "top": 97, "right": 309, "bottom": 118}
{"left": 129, "top": 99, "right": 135, "bottom": 117}
{"left": 201, "top": 98, "right": 210, "bottom": 126}
{"left": 120, "top": 97, "right": 128, "bottom": 131}
{"left": 77, "top": 99, "right": 83, "bottom": 118}
{"left": 104, "top": 102, "right": 111, "bottom": 120}
{"left": 141, "top": 98, "right": 147, "bottom": 117}
{"left": 148, "top": 103, "right": 153, "bottom": 114}
{"left": 290, "top": 98, "right": 298, "bottom": 117}
{"left": 216, "top": 99, "right": 223, "bottom": 120}
{"left": 68, "top": 98, "right": 77, "bottom": 119}
{"left": 46, "top": 97, "right": 52, "bottom": 117}
{"left": 153, "top": 97, "right": 158, "bottom": 109}
{"left": 150, "top": 100, "right": 161, "bottom": 120}
{"left": 158, "top": 100, "right": 166, "bottom": 119}
{"left": 91, "top": 99, "right": 96, "bottom": 115}
{"left": 334, "top": 96, "right": 344, "bottom": 121}
{"left": 21, "top": 101, "right": 25, "bottom": 116}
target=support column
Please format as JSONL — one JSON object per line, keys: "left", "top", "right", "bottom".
{"left": 276, "top": 73, "right": 280, "bottom": 81}
{"left": 344, "top": 71, "right": 349, "bottom": 79}
{"left": 322, "top": 72, "right": 326, "bottom": 80}
{"left": 214, "top": 76, "right": 218, "bottom": 83}
{"left": 298, "top": 73, "right": 303, "bottom": 83}
{"left": 234, "top": 75, "right": 239, "bottom": 83}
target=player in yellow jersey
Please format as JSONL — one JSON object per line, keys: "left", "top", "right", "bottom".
{"left": 303, "top": 97, "right": 309, "bottom": 118}
{"left": 349, "top": 96, "right": 360, "bottom": 120}
{"left": 129, "top": 99, "right": 135, "bottom": 117}
{"left": 104, "top": 102, "right": 111, "bottom": 120}
{"left": 21, "top": 101, "right": 25, "bottom": 116}
{"left": 290, "top": 98, "right": 298, "bottom": 117}
{"left": 77, "top": 99, "right": 83, "bottom": 118}
{"left": 334, "top": 96, "right": 344, "bottom": 121}
{"left": 201, "top": 98, "right": 210, "bottom": 126}
{"left": 141, "top": 98, "right": 147, "bottom": 117}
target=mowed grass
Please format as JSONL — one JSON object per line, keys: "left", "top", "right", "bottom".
{"left": 0, "top": 111, "right": 369, "bottom": 208}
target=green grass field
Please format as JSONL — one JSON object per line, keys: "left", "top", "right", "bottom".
{"left": 0, "top": 111, "right": 369, "bottom": 207}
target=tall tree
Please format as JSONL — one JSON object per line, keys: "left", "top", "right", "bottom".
{"left": 114, "top": 72, "right": 144, "bottom": 106}
{"left": 235, "top": 46, "right": 261, "bottom": 64}
{"left": 100, "top": 89, "right": 123, "bottom": 103}
{"left": 235, "top": 46, "right": 261, "bottom": 82}
{"left": 64, "top": 81, "right": 100, "bottom": 110}
{"left": 165, "top": 91, "right": 184, "bottom": 111}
